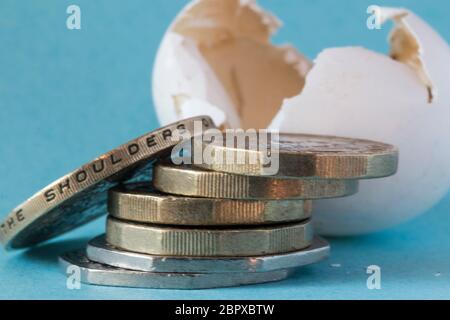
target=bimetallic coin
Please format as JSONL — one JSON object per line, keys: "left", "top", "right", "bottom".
{"left": 108, "top": 183, "right": 312, "bottom": 225}
{"left": 106, "top": 217, "right": 314, "bottom": 257}
{"left": 87, "top": 235, "right": 329, "bottom": 273}
{"left": 194, "top": 132, "right": 398, "bottom": 179}
{"left": 153, "top": 163, "right": 359, "bottom": 200}
{"left": 59, "top": 250, "right": 293, "bottom": 289}
{"left": 0, "top": 116, "right": 215, "bottom": 250}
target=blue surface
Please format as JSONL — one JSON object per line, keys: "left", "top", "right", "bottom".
{"left": 0, "top": 0, "right": 449, "bottom": 300}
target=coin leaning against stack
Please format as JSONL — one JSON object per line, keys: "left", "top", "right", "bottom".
{"left": 0, "top": 117, "right": 399, "bottom": 289}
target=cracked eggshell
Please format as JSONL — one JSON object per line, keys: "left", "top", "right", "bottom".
{"left": 152, "top": 1, "right": 450, "bottom": 235}
{"left": 153, "top": 0, "right": 311, "bottom": 129}
{"left": 270, "top": 9, "right": 450, "bottom": 235}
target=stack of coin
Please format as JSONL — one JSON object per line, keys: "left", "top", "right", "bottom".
{"left": 85, "top": 132, "right": 397, "bottom": 289}
{"left": 92, "top": 178, "right": 330, "bottom": 289}
{"left": 0, "top": 117, "right": 398, "bottom": 290}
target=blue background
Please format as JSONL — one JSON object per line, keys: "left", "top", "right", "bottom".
{"left": 0, "top": 0, "right": 449, "bottom": 299}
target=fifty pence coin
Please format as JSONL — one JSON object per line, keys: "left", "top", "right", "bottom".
{"left": 87, "top": 234, "right": 329, "bottom": 273}
{"left": 108, "top": 183, "right": 312, "bottom": 225}
{"left": 106, "top": 217, "right": 314, "bottom": 257}
{"left": 0, "top": 116, "right": 215, "bottom": 250}
{"left": 193, "top": 132, "right": 398, "bottom": 179}
{"left": 152, "top": 162, "right": 359, "bottom": 200}
{"left": 59, "top": 250, "right": 294, "bottom": 289}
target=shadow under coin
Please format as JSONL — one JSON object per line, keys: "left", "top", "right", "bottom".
{"left": 22, "top": 237, "right": 90, "bottom": 266}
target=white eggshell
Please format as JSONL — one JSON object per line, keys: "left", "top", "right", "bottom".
{"left": 153, "top": 32, "right": 236, "bottom": 127}
{"left": 270, "top": 10, "right": 450, "bottom": 235}
{"left": 152, "top": 0, "right": 283, "bottom": 128}
{"left": 153, "top": 2, "right": 450, "bottom": 235}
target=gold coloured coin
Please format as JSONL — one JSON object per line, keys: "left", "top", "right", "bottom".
{"left": 106, "top": 217, "right": 314, "bottom": 257}
{"left": 193, "top": 132, "right": 398, "bottom": 179}
{"left": 0, "top": 116, "right": 215, "bottom": 250}
{"left": 108, "top": 183, "right": 312, "bottom": 225}
{"left": 152, "top": 162, "right": 359, "bottom": 200}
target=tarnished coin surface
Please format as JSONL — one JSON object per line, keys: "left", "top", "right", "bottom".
{"left": 59, "top": 250, "right": 293, "bottom": 289}
{"left": 108, "top": 183, "right": 312, "bottom": 225}
{"left": 0, "top": 116, "right": 215, "bottom": 250}
{"left": 194, "top": 133, "right": 398, "bottom": 178}
{"left": 106, "top": 217, "right": 314, "bottom": 257}
{"left": 153, "top": 163, "right": 359, "bottom": 200}
{"left": 87, "top": 235, "right": 329, "bottom": 273}
{"left": 106, "top": 217, "right": 313, "bottom": 256}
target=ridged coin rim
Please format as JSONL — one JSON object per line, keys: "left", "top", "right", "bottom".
{"left": 153, "top": 163, "right": 359, "bottom": 200}
{"left": 193, "top": 133, "right": 398, "bottom": 179}
{"left": 0, "top": 116, "right": 215, "bottom": 250}
{"left": 106, "top": 216, "right": 314, "bottom": 257}
{"left": 108, "top": 183, "right": 312, "bottom": 225}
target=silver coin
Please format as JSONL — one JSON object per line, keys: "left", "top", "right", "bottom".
{"left": 87, "top": 235, "right": 329, "bottom": 273}
{"left": 0, "top": 116, "right": 215, "bottom": 250}
{"left": 59, "top": 250, "right": 294, "bottom": 289}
